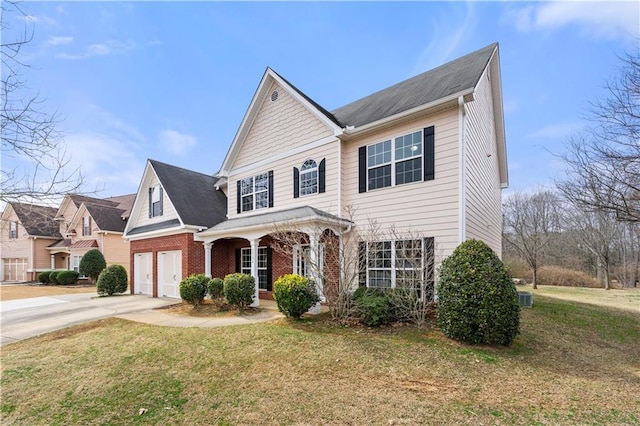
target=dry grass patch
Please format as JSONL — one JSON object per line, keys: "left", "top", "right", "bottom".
{"left": 0, "top": 283, "right": 97, "bottom": 301}
{"left": 518, "top": 284, "right": 640, "bottom": 313}
{"left": 1, "top": 297, "right": 639, "bottom": 425}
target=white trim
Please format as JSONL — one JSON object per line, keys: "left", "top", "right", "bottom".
{"left": 124, "top": 226, "right": 200, "bottom": 242}
{"left": 227, "top": 135, "right": 337, "bottom": 178}
{"left": 458, "top": 95, "right": 467, "bottom": 244}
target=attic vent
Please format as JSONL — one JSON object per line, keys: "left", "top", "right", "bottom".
{"left": 271, "top": 90, "right": 279, "bottom": 102}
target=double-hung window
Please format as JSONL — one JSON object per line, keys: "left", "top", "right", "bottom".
{"left": 300, "top": 160, "right": 318, "bottom": 196}
{"left": 360, "top": 238, "right": 434, "bottom": 294}
{"left": 359, "top": 126, "right": 434, "bottom": 193}
{"left": 240, "top": 247, "right": 269, "bottom": 290}
{"left": 9, "top": 221, "right": 17, "bottom": 239}
{"left": 237, "top": 171, "right": 273, "bottom": 213}
{"left": 149, "top": 185, "right": 163, "bottom": 218}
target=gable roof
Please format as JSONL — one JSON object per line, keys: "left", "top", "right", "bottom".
{"left": 332, "top": 43, "right": 497, "bottom": 128}
{"left": 7, "top": 203, "right": 60, "bottom": 238}
{"left": 149, "top": 159, "right": 228, "bottom": 229}
{"left": 83, "top": 203, "right": 129, "bottom": 233}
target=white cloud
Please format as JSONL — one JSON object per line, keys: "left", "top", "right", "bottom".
{"left": 528, "top": 121, "right": 586, "bottom": 140}
{"left": 56, "top": 39, "right": 137, "bottom": 60}
{"left": 507, "top": 2, "right": 639, "bottom": 40}
{"left": 43, "top": 36, "right": 73, "bottom": 48}
{"left": 158, "top": 130, "right": 197, "bottom": 156}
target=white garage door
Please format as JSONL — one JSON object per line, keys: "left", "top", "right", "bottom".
{"left": 2, "top": 258, "right": 27, "bottom": 282}
{"left": 134, "top": 253, "right": 153, "bottom": 295}
{"left": 158, "top": 250, "right": 181, "bottom": 298}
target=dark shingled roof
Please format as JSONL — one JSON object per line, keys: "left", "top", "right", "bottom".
{"left": 10, "top": 203, "right": 61, "bottom": 238}
{"left": 84, "top": 203, "right": 128, "bottom": 233}
{"left": 150, "top": 159, "right": 228, "bottom": 229}
{"left": 127, "top": 219, "right": 181, "bottom": 236}
{"left": 331, "top": 43, "right": 497, "bottom": 128}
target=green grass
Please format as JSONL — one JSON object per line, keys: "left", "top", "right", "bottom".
{"left": 1, "top": 296, "right": 639, "bottom": 425}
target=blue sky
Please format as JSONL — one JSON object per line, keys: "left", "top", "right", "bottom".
{"left": 4, "top": 1, "right": 639, "bottom": 199}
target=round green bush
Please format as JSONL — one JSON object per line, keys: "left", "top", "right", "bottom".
{"left": 223, "top": 273, "right": 255, "bottom": 312}
{"left": 49, "top": 270, "right": 61, "bottom": 284}
{"left": 207, "top": 277, "right": 224, "bottom": 300}
{"left": 56, "top": 270, "right": 80, "bottom": 285}
{"left": 437, "top": 239, "right": 520, "bottom": 346}
{"left": 79, "top": 249, "right": 106, "bottom": 282}
{"left": 179, "top": 274, "right": 210, "bottom": 306}
{"left": 96, "top": 264, "right": 128, "bottom": 296}
{"left": 38, "top": 270, "right": 52, "bottom": 284}
{"left": 353, "top": 291, "right": 392, "bottom": 327}
{"left": 273, "top": 274, "right": 320, "bottom": 319}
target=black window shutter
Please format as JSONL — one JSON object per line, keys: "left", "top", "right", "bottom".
{"left": 235, "top": 249, "right": 241, "bottom": 273}
{"left": 424, "top": 126, "right": 435, "bottom": 181}
{"left": 423, "top": 237, "right": 435, "bottom": 301}
{"left": 318, "top": 158, "right": 326, "bottom": 193}
{"left": 358, "top": 242, "right": 367, "bottom": 287}
{"left": 236, "top": 180, "right": 241, "bottom": 214}
{"left": 266, "top": 247, "right": 273, "bottom": 291}
{"left": 148, "top": 188, "right": 153, "bottom": 218}
{"left": 159, "top": 187, "right": 164, "bottom": 215}
{"left": 358, "top": 146, "right": 367, "bottom": 193}
{"left": 293, "top": 167, "right": 300, "bottom": 198}
{"left": 268, "top": 170, "right": 274, "bottom": 208}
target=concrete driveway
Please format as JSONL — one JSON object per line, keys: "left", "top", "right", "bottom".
{"left": 0, "top": 293, "right": 177, "bottom": 346}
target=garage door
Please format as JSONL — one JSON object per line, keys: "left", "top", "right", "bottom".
{"left": 3, "top": 258, "right": 27, "bottom": 282}
{"left": 158, "top": 250, "right": 181, "bottom": 298}
{"left": 134, "top": 253, "right": 153, "bottom": 295}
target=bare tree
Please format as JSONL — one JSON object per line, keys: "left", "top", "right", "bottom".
{"left": 557, "top": 50, "right": 640, "bottom": 222}
{"left": 503, "top": 190, "right": 564, "bottom": 288}
{"left": 1, "top": 1, "right": 85, "bottom": 205}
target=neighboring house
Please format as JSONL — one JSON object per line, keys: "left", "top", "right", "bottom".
{"left": 122, "top": 160, "right": 227, "bottom": 298}
{"left": 125, "top": 42, "right": 507, "bottom": 303}
{"left": 1, "top": 203, "right": 61, "bottom": 281}
{"left": 51, "top": 193, "right": 135, "bottom": 279}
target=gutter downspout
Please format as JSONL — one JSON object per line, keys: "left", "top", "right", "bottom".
{"left": 458, "top": 96, "right": 467, "bottom": 244}
{"left": 337, "top": 138, "right": 342, "bottom": 217}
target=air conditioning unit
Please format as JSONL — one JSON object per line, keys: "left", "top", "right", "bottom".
{"left": 518, "top": 291, "right": 533, "bottom": 308}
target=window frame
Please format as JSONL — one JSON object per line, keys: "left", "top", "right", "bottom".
{"left": 9, "top": 221, "right": 17, "bottom": 239}
{"left": 366, "top": 129, "right": 423, "bottom": 191}
{"left": 240, "top": 172, "right": 270, "bottom": 213}
{"left": 150, "top": 185, "right": 163, "bottom": 218}
{"left": 73, "top": 255, "right": 87, "bottom": 278}
{"left": 299, "top": 159, "right": 319, "bottom": 196}
{"left": 240, "top": 246, "right": 269, "bottom": 290}
{"left": 82, "top": 216, "right": 91, "bottom": 236}
{"left": 364, "top": 239, "right": 425, "bottom": 289}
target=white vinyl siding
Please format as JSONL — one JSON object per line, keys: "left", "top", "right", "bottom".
{"left": 233, "top": 82, "right": 334, "bottom": 169}
{"left": 464, "top": 69, "right": 503, "bottom": 256}
{"left": 132, "top": 174, "right": 179, "bottom": 228}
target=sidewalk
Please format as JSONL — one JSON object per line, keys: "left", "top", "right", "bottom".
{"left": 116, "top": 299, "right": 286, "bottom": 328}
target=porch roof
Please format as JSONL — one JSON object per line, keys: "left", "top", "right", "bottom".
{"left": 196, "top": 206, "right": 351, "bottom": 240}
{"left": 47, "top": 239, "right": 71, "bottom": 249}
{"left": 70, "top": 239, "right": 98, "bottom": 249}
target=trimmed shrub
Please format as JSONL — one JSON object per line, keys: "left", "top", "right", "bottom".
{"left": 273, "top": 274, "right": 320, "bottom": 319}
{"left": 207, "top": 277, "right": 224, "bottom": 300}
{"left": 179, "top": 274, "right": 210, "bottom": 306}
{"left": 437, "top": 239, "right": 520, "bottom": 346}
{"left": 79, "top": 249, "right": 106, "bottom": 283}
{"left": 353, "top": 290, "right": 392, "bottom": 327}
{"left": 223, "top": 273, "right": 255, "bottom": 312}
{"left": 56, "top": 270, "right": 80, "bottom": 285}
{"left": 96, "top": 264, "right": 128, "bottom": 296}
{"left": 49, "top": 270, "right": 61, "bottom": 284}
{"left": 38, "top": 270, "right": 52, "bottom": 284}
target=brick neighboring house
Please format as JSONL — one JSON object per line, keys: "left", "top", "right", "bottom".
{"left": 125, "top": 42, "right": 508, "bottom": 303}
{"left": 1, "top": 203, "right": 61, "bottom": 281}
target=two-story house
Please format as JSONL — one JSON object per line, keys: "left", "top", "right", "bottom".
{"left": 124, "top": 42, "right": 507, "bottom": 304}
{"left": 1, "top": 203, "right": 61, "bottom": 281}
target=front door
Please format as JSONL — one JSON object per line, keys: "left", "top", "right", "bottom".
{"left": 157, "top": 250, "right": 181, "bottom": 298}
{"left": 134, "top": 253, "right": 153, "bottom": 295}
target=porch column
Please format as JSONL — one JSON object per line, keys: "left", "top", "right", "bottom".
{"left": 204, "top": 242, "right": 213, "bottom": 278}
{"left": 250, "top": 238, "right": 260, "bottom": 307}
{"left": 50, "top": 254, "right": 55, "bottom": 269}
{"left": 308, "top": 230, "right": 323, "bottom": 314}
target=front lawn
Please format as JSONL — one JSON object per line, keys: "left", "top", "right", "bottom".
{"left": 1, "top": 296, "right": 639, "bottom": 425}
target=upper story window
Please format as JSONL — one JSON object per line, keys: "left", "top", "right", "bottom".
{"left": 358, "top": 126, "right": 434, "bottom": 193}
{"left": 293, "top": 158, "right": 326, "bottom": 198}
{"left": 236, "top": 171, "right": 274, "bottom": 214}
{"left": 82, "top": 216, "right": 91, "bottom": 236}
{"left": 149, "top": 185, "right": 163, "bottom": 218}
{"left": 9, "top": 221, "right": 17, "bottom": 239}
